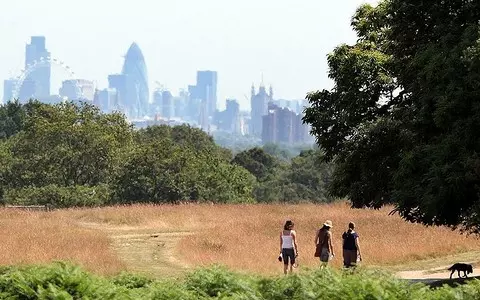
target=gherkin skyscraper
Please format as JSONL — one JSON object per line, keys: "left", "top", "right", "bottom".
{"left": 121, "top": 42, "right": 149, "bottom": 118}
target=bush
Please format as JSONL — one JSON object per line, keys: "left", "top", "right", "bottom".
{"left": 184, "top": 265, "right": 260, "bottom": 298}
{"left": 0, "top": 262, "right": 119, "bottom": 299}
{"left": 112, "top": 272, "right": 154, "bottom": 289}
{"left": 3, "top": 263, "right": 480, "bottom": 299}
{"left": 4, "top": 184, "right": 111, "bottom": 208}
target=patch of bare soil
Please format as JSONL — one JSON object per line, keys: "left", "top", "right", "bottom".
{"left": 396, "top": 251, "right": 480, "bottom": 280}
{"left": 79, "top": 222, "right": 193, "bottom": 277}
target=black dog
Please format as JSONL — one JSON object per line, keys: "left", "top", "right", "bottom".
{"left": 448, "top": 263, "right": 473, "bottom": 279}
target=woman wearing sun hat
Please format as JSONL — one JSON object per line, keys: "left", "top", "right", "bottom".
{"left": 315, "top": 220, "right": 334, "bottom": 268}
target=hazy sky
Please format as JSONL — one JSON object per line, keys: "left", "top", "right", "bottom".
{"left": 0, "top": 0, "right": 377, "bottom": 110}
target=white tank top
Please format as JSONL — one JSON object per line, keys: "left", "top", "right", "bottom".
{"left": 282, "top": 230, "right": 294, "bottom": 249}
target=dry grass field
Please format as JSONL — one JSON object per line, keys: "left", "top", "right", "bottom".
{"left": 1, "top": 202, "right": 480, "bottom": 276}
{"left": 0, "top": 209, "right": 125, "bottom": 275}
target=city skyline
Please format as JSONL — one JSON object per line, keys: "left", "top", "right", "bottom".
{"left": 0, "top": 0, "right": 377, "bottom": 110}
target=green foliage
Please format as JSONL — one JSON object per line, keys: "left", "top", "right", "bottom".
{"left": 115, "top": 126, "right": 255, "bottom": 204}
{"left": 234, "top": 148, "right": 334, "bottom": 203}
{"left": 0, "top": 100, "right": 44, "bottom": 140}
{"left": 112, "top": 272, "right": 154, "bottom": 289}
{"left": 184, "top": 265, "right": 260, "bottom": 299}
{"left": 212, "top": 131, "right": 262, "bottom": 154}
{"left": 2, "top": 101, "right": 133, "bottom": 189}
{"left": 0, "top": 100, "right": 331, "bottom": 206}
{"left": 0, "top": 101, "right": 257, "bottom": 207}
{"left": 4, "top": 184, "right": 111, "bottom": 208}
{"left": 262, "top": 143, "right": 317, "bottom": 161}
{"left": 304, "top": 0, "right": 480, "bottom": 232}
{"left": 3, "top": 263, "right": 480, "bottom": 299}
{"left": 232, "top": 147, "right": 278, "bottom": 181}
{"left": 0, "top": 262, "right": 119, "bottom": 299}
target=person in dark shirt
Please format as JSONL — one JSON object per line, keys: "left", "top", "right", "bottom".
{"left": 342, "top": 222, "right": 362, "bottom": 268}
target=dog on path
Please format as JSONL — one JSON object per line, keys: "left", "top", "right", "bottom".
{"left": 448, "top": 263, "right": 473, "bottom": 279}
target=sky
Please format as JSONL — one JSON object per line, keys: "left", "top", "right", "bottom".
{"left": 0, "top": 0, "right": 377, "bottom": 110}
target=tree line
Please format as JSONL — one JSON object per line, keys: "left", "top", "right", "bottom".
{"left": 0, "top": 100, "right": 334, "bottom": 208}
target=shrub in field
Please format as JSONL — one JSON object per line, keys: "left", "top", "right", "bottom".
{"left": 184, "top": 265, "right": 260, "bottom": 298}
{"left": 112, "top": 272, "right": 154, "bottom": 289}
{"left": 3, "top": 262, "right": 480, "bottom": 299}
{"left": 0, "top": 262, "right": 119, "bottom": 299}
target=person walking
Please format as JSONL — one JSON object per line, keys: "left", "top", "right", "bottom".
{"left": 279, "top": 220, "right": 298, "bottom": 275}
{"left": 342, "top": 222, "right": 362, "bottom": 268}
{"left": 315, "top": 220, "right": 334, "bottom": 268}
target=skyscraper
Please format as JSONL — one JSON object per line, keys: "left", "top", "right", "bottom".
{"left": 196, "top": 71, "right": 217, "bottom": 118}
{"left": 94, "top": 88, "right": 117, "bottom": 113}
{"left": 261, "top": 103, "right": 312, "bottom": 144}
{"left": 160, "top": 90, "right": 173, "bottom": 119}
{"left": 108, "top": 74, "right": 132, "bottom": 114}
{"left": 121, "top": 42, "right": 149, "bottom": 119}
{"left": 214, "top": 99, "right": 241, "bottom": 133}
{"left": 250, "top": 83, "right": 273, "bottom": 136}
{"left": 24, "top": 36, "right": 51, "bottom": 99}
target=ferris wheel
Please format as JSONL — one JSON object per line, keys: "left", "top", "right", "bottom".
{"left": 12, "top": 56, "right": 84, "bottom": 101}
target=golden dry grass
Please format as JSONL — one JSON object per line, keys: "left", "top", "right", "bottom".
{"left": 175, "top": 202, "right": 480, "bottom": 274}
{"left": 2, "top": 202, "right": 480, "bottom": 276}
{"left": 0, "top": 208, "right": 125, "bottom": 275}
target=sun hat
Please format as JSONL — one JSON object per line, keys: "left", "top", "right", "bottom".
{"left": 323, "top": 220, "right": 333, "bottom": 228}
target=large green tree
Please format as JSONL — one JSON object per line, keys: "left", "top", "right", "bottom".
{"left": 0, "top": 100, "right": 43, "bottom": 140}
{"left": 114, "top": 140, "right": 255, "bottom": 204}
{"left": 3, "top": 101, "right": 133, "bottom": 188}
{"left": 304, "top": 0, "right": 480, "bottom": 232}
{"left": 232, "top": 147, "right": 278, "bottom": 181}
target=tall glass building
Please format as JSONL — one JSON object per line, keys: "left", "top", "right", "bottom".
{"left": 121, "top": 42, "right": 149, "bottom": 118}
{"left": 24, "top": 36, "right": 51, "bottom": 100}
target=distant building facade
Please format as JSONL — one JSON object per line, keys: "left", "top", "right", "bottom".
{"left": 188, "top": 71, "right": 217, "bottom": 122}
{"left": 215, "top": 99, "right": 241, "bottom": 134}
{"left": 59, "top": 79, "right": 95, "bottom": 101}
{"left": 93, "top": 88, "right": 117, "bottom": 113}
{"left": 108, "top": 74, "right": 136, "bottom": 115}
{"left": 24, "top": 36, "right": 51, "bottom": 99}
{"left": 250, "top": 84, "right": 273, "bottom": 136}
{"left": 262, "top": 103, "right": 312, "bottom": 144}
{"left": 196, "top": 71, "right": 217, "bottom": 118}
{"left": 160, "top": 90, "right": 173, "bottom": 119}
{"left": 3, "top": 79, "right": 16, "bottom": 103}
{"left": 120, "top": 42, "right": 149, "bottom": 119}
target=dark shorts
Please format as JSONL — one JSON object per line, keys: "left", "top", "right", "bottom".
{"left": 320, "top": 247, "right": 331, "bottom": 263}
{"left": 343, "top": 249, "right": 357, "bottom": 267}
{"left": 282, "top": 248, "right": 296, "bottom": 265}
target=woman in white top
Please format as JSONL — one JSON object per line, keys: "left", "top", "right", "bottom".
{"left": 279, "top": 220, "right": 298, "bottom": 274}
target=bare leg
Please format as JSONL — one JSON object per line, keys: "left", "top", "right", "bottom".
{"left": 289, "top": 264, "right": 293, "bottom": 274}
{"left": 284, "top": 264, "right": 288, "bottom": 275}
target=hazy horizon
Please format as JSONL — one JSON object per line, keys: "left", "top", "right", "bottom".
{"left": 0, "top": 0, "right": 377, "bottom": 110}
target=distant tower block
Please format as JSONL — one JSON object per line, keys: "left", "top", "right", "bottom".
{"left": 121, "top": 42, "right": 149, "bottom": 119}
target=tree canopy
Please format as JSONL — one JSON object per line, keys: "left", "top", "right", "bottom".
{"left": 0, "top": 100, "right": 332, "bottom": 207}
{"left": 304, "top": 0, "right": 480, "bottom": 232}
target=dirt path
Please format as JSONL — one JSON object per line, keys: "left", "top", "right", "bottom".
{"left": 80, "top": 222, "right": 193, "bottom": 277}
{"left": 397, "top": 265, "right": 480, "bottom": 280}
{"left": 395, "top": 251, "right": 480, "bottom": 280}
